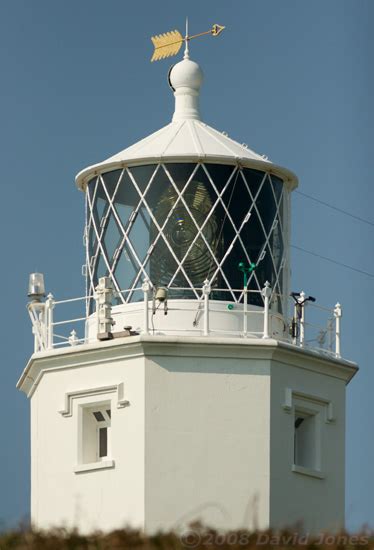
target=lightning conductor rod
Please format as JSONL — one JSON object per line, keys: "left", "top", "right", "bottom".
{"left": 184, "top": 17, "right": 190, "bottom": 59}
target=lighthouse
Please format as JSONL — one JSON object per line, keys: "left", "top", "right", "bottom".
{"left": 17, "top": 31, "right": 357, "bottom": 535}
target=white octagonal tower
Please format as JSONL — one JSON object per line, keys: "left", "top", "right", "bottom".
{"left": 18, "top": 50, "right": 357, "bottom": 535}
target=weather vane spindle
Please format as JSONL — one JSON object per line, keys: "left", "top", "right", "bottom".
{"left": 150, "top": 21, "right": 225, "bottom": 62}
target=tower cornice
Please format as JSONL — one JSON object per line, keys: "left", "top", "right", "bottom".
{"left": 17, "top": 335, "right": 358, "bottom": 398}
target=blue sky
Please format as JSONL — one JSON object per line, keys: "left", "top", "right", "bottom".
{"left": 0, "top": 0, "right": 372, "bottom": 531}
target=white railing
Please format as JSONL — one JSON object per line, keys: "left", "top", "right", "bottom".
{"left": 27, "top": 278, "right": 343, "bottom": 359}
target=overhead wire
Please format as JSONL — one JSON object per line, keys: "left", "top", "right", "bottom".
{"left": 291, "top": 244, "right": 374, "bottom": 279}
{"left": 293, "top": 190, "right": 374, "bottom": 279}
{"left": 294, "top": 190, "right": 374, "bottom": 228}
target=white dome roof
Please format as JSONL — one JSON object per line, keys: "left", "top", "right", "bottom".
{"left": 76, "top": 57, "right": 297, "bottom": 190}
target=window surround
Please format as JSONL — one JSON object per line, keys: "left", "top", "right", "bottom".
{"left": 76, "top": 401, "right": 112, "bottom": 473}
{"left": 74, "top": 460, "right": 115, "bottom": 474}
{"left": 282, "top": 387, "right": 333, "bottom": 480}
{"left": 282, "top": 387, "right": 335, "bottom": 423}
{"left": 58, "top": 382, "right": 129, "bottom": 417}
{"left": 292, "top": 464, "right": 325, "bottom": 480}
{"left": 58, "top": 383, "right": 128, "bottom": 475}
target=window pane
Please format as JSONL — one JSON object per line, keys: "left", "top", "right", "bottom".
{"left": 93, "top": 411, "right": 105, "bottom": 422}
{"left": 294, "top": 414, "right": 316, "bottom": 469}
{"left": 86, "top": 164, "right": 286, "bottom": 309}
{"left": 99, "top": 427, "right": 108, "bottom": 458}
{"left": 102, "top": 212, "right": 122, "bottom": 262}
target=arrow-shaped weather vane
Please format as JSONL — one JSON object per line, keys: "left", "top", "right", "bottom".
{"left": 150, "top": 21, "right": 225, "bottom": 62}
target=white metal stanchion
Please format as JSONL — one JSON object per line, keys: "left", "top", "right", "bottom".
{"left": 27, "top": 301, "right": 46, "bottom": 352}
{"left": 299, "top": 291, "right": 306, "bottom": 348}
{"left": 142, "top": 280, "right": 150, "bottom": 335}
{"left": 202, "top": 279, "right": 211, "bottom": 336}
{"left": 45, "top": 293, "right": 54, "bottom": 349}
{"left": 334, "top": 303, "right": 342, "bottom": 358}
{"left": 95, "top": 277, "right": 114, "bottom": 338}
{"left": 262, "top": 281, "right": 272, "bottom": 339}
{"left": 243, "top": 287, "right": 248, "bottom": 336}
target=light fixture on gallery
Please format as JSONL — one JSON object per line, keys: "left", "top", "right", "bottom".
{"left": 153, "top": 287, "right": 168, "bottom": 316}
{"left": 28, "top": 272, "right": 46, "bottom": 301}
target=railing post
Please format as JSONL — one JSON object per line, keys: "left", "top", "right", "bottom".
{"left": 202, "top": 279, "right": 211, "bottom": 336}
{"left": 27, "top": 302, "right": 46, "bottom": 352}
{"left": 291, "top": 301, "right": 298, "bottom": 345}
{"left": 262, "top": 281, "right": 272, "bottom": 339}
{"left": 68, "top": 329, "right": 79, "bottom": 346}
{"left": 243, "top": 286, "right": 248, "bottom": 336}
{"left": 95, "top": 277, "right": 114, "bottom": 339}
{"left": 142, "top": 279, "right": 150, "bottom": 335}
{"left": 45, "top": 293, "right": 54, "bottom": 349}
{"left": 334, "top": 303, "right": 342, "bottom": 358}
{"left": 299, "top": 291, "right": 306, "bottom": 347}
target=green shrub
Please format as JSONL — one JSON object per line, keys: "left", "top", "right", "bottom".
{"left": 0, "top": 525, "right": 372, "bottom": 550}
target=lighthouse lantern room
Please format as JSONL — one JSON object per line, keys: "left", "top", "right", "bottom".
{"left": 18, "top": 29, "right": 357, "bottom": 534}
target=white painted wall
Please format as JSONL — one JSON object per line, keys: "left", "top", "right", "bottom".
{"left": 20, "top": 337, "right": 355, "bottom": 534}
{"left": 269, "top": 356, "right": 347, "bottom": 533}
{"left": 144, "top": 355, "right": 271, "bottom": 532}
{"left": 86, "top": 300, "right": 286, "bottom": 342}
{"left": 29, "top": 353, "right": 145, "bottom": 533}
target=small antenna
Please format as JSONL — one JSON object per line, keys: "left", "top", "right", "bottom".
{"left": 150, "top": 22, "right": 225, "bottom": 62}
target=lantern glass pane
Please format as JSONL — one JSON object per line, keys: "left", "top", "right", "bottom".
{"left": 86, "top": 163, "right": 286, "bottom": 311}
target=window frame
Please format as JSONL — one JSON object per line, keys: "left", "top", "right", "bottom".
{"left": 293, "top": 407, "right": 317, "bottom": 469}
{"left": 95, "top": 408, "right": 111, "bottom": 461}
{"left": 75, "top": 401, "right": 115, "bottom": 474}
{"left": 291, "top": 398, "right": 324, "bottom": 480}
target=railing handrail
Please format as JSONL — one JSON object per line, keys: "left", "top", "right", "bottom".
{"left": 27, "top": 280, "right": 343, "bottom": 360}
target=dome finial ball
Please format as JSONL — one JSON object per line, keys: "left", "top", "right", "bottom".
{"left": 169, "top": 57, "right": 204, "bottom": 92}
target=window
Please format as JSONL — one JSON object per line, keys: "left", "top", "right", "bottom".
{"left": 79, "top": 403, "right": 112, "bottom": 466}
{"left": 94, "top": 408, "right": 111, "bottom": 459}
{"left": 294, "top": 411, "right": 317, "bottom": 470}
{"left": 86, "top": 164, "right": 286, "bottom": 310}
{"left": 283, "top": 389, "right": 328, "bottom": 479}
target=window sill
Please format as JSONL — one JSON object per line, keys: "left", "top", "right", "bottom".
{"left": 74, "top": 459, "right": 115, "bottom": 474}
{"left": 292, "top": 464, "right": 325, "bottom": 480}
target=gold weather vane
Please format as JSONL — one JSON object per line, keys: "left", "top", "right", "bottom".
{"left": 150, "top": 20, "right": 225, "bottom": 62}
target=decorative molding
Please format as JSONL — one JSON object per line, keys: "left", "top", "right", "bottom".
{"left": 18, "top": 335, "right": 357, "bottom": 398}
{"left": 282, "top": 387, "right": 335, "bottom": 423}
{"left": 59, "top": 383, "right": 129, "bottom": 417}
{"left": 282, "top": 387, "right": 293, "bottom": 412}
